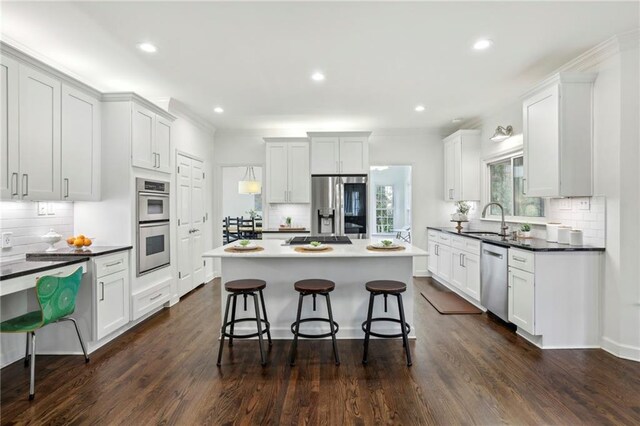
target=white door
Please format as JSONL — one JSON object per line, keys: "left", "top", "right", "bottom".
{"left": 450, "top": 248, "right": 465, "bottom": 290}
{"left": 19, "top": 65, "right": 61, "bottom": 200}
{"left": 0, "top": 55, "right": 19, "bottom": 200}
{"left": 177, "top": 155, "right": 194, "bottom": 296}
{"left": 287, "top": 142, "right": 310, "bottom": 203}
{"left": 155, "top": 116, "right": 172, "bottom": 173}
{"left": 523, "top": 84, "right": 559, "bottom": 197}
{"left": 61, "top": 85, "right": 100, "bottom": 201}
{"left": 437, "top": 244, "right": 452, "bottom": 282}
{"left": 266, "top": 142, "right": 288, "bottom": 203}
{"left": 96, "top": 270, "right": 129, "bottom": 340}
{"left": 427, "top": 241, "right": 438, "bottom": 274}
{"left": 310, "top": 137, "right": 339, "bottom": 174}
{"left": 131, "top": 103, "right": 155, "bottom": 170}
{"left": 508, "top": 268, "right": 535, "bottom": 334}
{"left": 339, "top": 137, "right": 368, "bottom": 174}
{"left": 190, "top": 158, "right": 205, "bottom": 287}
{"left": 463, "top": 252, "right": 481, "bottom": 301}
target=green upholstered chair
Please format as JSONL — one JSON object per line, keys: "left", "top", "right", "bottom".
{"left": 0, "top": 267, "right": 89, "bottom": 400}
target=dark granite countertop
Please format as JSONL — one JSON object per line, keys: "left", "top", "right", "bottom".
{"left": 427, "top": 227, "right": 605, "bottom": 252}
{"left": 0, "top": 257, "right": 89, "bottom": 281}
{"left": 26, "top": 246, "right": 132, "bottom": 258}
{"left": 261, "top": 229, "right": 310, "bottom": 233}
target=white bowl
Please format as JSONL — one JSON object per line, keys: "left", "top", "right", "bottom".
{"left": 304, "top": 244, "right": 325, "bottom": 250}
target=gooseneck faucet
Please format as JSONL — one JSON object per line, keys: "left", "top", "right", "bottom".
{"left": 481, "top": 202, "right": 509, "bottom": 239}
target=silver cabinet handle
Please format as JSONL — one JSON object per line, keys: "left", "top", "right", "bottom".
{"left": 11, "top": 172, "right": 18, "bottom": 196}
{"left": 22, "top": 174, "right": 28, "bottom": 196}
{"left": 100, "top": 282, "right": 105, "bottom": 301}
{"left": 150, "top": 293, "right": 163, "bottom": 301}
{"left": 512, "top": 256, "right": 527, "bottom": 263}
{"left": 461, "top": 254, "right": 466, "bottom": 268}
{"left": 105, "top": 260, "right": 122, "bottom": 267}
{"left": 157, "top": 152, "right": 161, "bottom": 168}
{"left": 459, "top": 253, "right": 463, "bottom": 267}
{"left": 435, "top": 244, "right": 439, "bottom": 256}
{"left": 449, "top": 189, "right": 454, "bottom": 200}
{"left": 64, "top": 178, "right": 69, "bottom": 198}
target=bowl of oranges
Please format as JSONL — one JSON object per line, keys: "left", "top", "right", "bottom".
{"left": 66, "top": 234, "right": 94, "bottom": 251}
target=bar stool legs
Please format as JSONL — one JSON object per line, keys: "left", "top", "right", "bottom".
{"left": 325, "top": 293, "right": 341, "bottom": 366}
{"left": 289, "top": 293, "right": 305, "bottom": 366}
{"left": 396, "top": 293, "right": 412, "bottom": 366}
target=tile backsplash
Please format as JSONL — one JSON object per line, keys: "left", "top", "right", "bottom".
{"left": 266, "top": 204, "right": 311, "bottom": 229}
{"left": 0, "top": 201, "right": 74, "bottom": 260}
{"left": 460, "top": 196, "right": 606, "bottom": 247}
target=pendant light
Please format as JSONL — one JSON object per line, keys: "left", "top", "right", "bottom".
{"left": 238, "top": 166, "right": 261, "bottom": 194}
{"left": 490, "top": 125, "right": 513, "bottom": 142}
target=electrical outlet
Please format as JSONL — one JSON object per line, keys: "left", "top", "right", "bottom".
{"left": 558, "top": 199, "right": 572, "bottom": 210}
{"left": 1, "top": 232, "right": 13, "bottom": 248}
{"left": 573, "top": 198, "right": 591, "bottom": 211}
{"left": 37, "top": 202, "right": 47, "bottom": 216}
{"left": 47, "top": 202, "right": 55, "bottom": 215}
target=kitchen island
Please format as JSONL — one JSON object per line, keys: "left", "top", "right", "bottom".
{"left": 202, "top": 239, "right": 427, "bottom": 339}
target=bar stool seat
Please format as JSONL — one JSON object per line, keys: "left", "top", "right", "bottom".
{"left": 225, "top": 279, "right": 266, "bottom": 292}
{"left": 365, "top": 280, "right": 406, "bottom": 293}
{"left": 294, "top": 279, "right": 335, "bottom": 293}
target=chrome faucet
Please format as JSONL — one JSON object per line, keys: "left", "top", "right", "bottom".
{"left": 481, "top": 202, "right": 509, "bottom": 239}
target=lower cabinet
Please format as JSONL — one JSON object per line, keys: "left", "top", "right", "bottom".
{"left": 428, "top": 230, "right": 480, "bottom": 302}
{"left": 452, "top": 249, "right": 480, "bottom": 300}
{"left": 436, "top": 243, "right": 452, "bottom": 282}
{"left": 94, "top": 252, "right": 130, "bottom": 340}
{"left": 508, "top": 266, "right": 535, "bottom": 335}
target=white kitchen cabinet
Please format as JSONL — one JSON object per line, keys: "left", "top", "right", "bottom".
{"left": 427, "top": 239, "right": 438, "bottom": 274}
{"left": 19, "top": 64, "right": 61, "bottom": 200}
{"left": 462, "top": 252, "right": 480, "bottom": 300}
{"left": 95, "top": 253, "right": 130, "bottom": 340}
{"left": 451, "top": 249, "right": 466, "bottom": 290}
{"left": 522, "top": 72, "right": 596, "bottom": 197}
{"left": 132, "top": 102, "right": 172, "bottom": 173}
{"left": 0, "top": 55, "right": 19, "bottom": 200}
{"left": 436, "top": 243, "right": 452, "bottom": 283}
{"left": 442, "top": 129, "right": 480, "bottom": 201}
{"left": 508, "top": 266, "right": 535, "bottom": 335}
{"left": 61, "top": 85, "right": 101, "bottom": 201}
{"left": 264, "top": 138, "right": 310, "bottom": 203}
{"left": 308, "top": 132, "right": 370, "bottom": 175}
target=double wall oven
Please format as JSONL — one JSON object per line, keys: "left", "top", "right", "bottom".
{"left": 137, "top": 178, "right": 170, "bottom": 276}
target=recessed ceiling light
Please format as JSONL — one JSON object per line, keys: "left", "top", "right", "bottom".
{"left": 214, "top": 107, "right": 224, "bottom": 114}
{"left": 473, "top": 39, "right": 493, "bottom": 50}
{"left": 415, "top": 105, "right": 425, "bottom": 112}
{"left": 311, "top": 72, "right": 325, "bottom": 82}
{"left": 137, "top": 42, "right": 157, "bottom": 53}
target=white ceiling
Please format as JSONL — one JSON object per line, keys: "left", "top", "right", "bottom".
{"left": 1, "top": 1, "right": 638, "bottom": 132}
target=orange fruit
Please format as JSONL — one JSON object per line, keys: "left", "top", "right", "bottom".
{"left": 66, "top": 236, "right": 75, "bottom": 245}
{"left": 83, "top": 238, "right": 92, "bottom": 247}
{"left": 77, "top": 234, "right": 85, "bottom": 240}
{"left": 73, "top": 238, "right": 84, "bottom": 248}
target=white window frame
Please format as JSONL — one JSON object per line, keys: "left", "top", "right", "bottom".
{"left": 482, "top": 148, "right": 548, "bottom": 225}
{"left": 375, "top": 184, "right": 395, "bottom": 234}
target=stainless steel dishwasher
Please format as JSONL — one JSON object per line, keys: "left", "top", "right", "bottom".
{"left": 481, "top": 242, "right": 509, "bottom": 322}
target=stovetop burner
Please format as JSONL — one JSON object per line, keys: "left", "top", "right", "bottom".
{"left": 289, "top": 236, "right": 352, "bottom": 245}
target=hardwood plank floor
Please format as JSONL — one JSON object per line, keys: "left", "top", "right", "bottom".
{"left": 2, "top": 277, "right": 639, "bottom": 425}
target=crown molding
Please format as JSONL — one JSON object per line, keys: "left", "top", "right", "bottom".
{"left": 263, "top": 137, "right": 309, "bottom": 143}
{"left": 163, "top": 98, "right": 216, "bottom": 135}
{"left": 306, "top": 131, "right": 372, "bottom": 138}
{"left": 616, "top": 27, "right": 640, "bottom": 51}
{"left": 101, "top": 92, "right": 176, "bottom": 121}
{"left": 0, "top": 39, "right": 102, "bottom": 99}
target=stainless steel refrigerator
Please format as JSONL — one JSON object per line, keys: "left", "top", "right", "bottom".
{"left": 311, "top": 175, "right": 368, "bottom": 238}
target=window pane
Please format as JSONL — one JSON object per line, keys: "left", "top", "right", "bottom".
{"left": 489, "top": 159, "right": 513, "bottom": 216}
{"left": 375, "top": 185, "right": 394, "bottom": 233}
{"left": 513, "top": 157, "right": 545, "bottom": 217}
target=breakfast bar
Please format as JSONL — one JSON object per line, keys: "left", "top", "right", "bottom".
{"left": 203, "top": 239, "right": 427, "bottom": 339}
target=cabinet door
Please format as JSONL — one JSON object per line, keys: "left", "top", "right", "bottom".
{"left": 450, "top": 249, "right": 465, "bottom": 289}
{"left": 287, "top": 142, "right": 310, "bottom": 203}
{"left": 508, "top": 268, "right": 535, "bottom": 334}
{"left": 427, "top": 241, "right": 438, "bottom": 274}
{"left": 131, "top": 103, "right": 155, "bottom": 170}
{"left": 463, "top": 252, "right": 481, "bottom": 301}
{"left": 19, "top": 65, "right": 61, "bottom": 200}
{"left": 523, "top": 84, "right": 559, "bottom": 197}
{"left": 0, "top": 55, "right": 19, "bottom": 200}
{"left": 437, "top": 244, "right": 452, "bottom": 282}
{"left": 266, "top": 142, "right": 288, "bottom": 203}
{"left": 339, "top": 137, "right": 368, "bottom": 174}
{"left": 311, "top": 137, "right": 339, "bottom": 174}
{"left": 61, "top": 85, "right": 100, "bottom": 200}
{"left": 96, "top": 270, "right": 130, "bottom": 340}
{"left": 155, "top": 116, "right": 172, "bottom": 173}
{"left": 443, "top": 140, "right": 454, "bottom": 201}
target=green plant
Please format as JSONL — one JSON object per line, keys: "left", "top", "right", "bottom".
{"left": 239, "top": 240, "right": 250, "bottom": 247}
{"left": 455, "top": 201, "right": 471, "bottom": 215}
{"left": 309, "top": 241, "right": 322, "bottom": 247}
{"left": 285, "top": 216, "right": 292, "bottom": 225}
{"left": 520, "top": 223, "right": 531, "bottom": 232}
{"left": 245, "top": 209, "right": 258, "bottom": 219}
{"left": 381, "top": 239, "right": 393, "bottom": 247}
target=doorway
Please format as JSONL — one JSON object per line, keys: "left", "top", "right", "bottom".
{"left": 221, "top": 166, "right": 263, "bottom": 243}
{"left": 369, "top": 165, "right": 412, "bottom": 242}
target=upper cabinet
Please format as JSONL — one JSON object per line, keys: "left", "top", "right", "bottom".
{"left": 131, "top": 102, "right": 173, "bottom": 173}
{"left": 308, "top": 132, "right": 370, "bottom": 175}
{"left": 442, "top": 130, "right": 480, "bottom": 201}
{"left": 522, "top": 72, "right": 597, "bottom": 197}
{"left": 0, "top": 55, "right": 19, "bottom": 200}
{"left": 264, "top": 138, "right": 310, "bottom": 203}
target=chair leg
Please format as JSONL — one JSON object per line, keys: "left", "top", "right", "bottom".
{"left": 228, "top": 294, "right": 238, "bottom": 347}
{"left": 24, "top": 333, "right": 30, "bottom": 367}
{"left": 362, "top": 292, "right": 375, "bottom": 365}
{"left": 60, "top": 317, "right": 89, "bottom": 362}
{"left": 29, "top": 332, "right": 36, "bottom": 400}
{"left": 259, "top": 290, "right": 272, "bottom": 346}
{"left": 217, "top": 294, "right": 232, "bottom": 366}
{"left": 325, "top": 293, "right": 340, "bottom": 366}
{"left": 252, "top": 293, "right": 266, "bottom": 366}
{"left": 397, "top": 294, "right": 412, "bottom": 367}
{"left": 289, "top": 293, "right": 304, "bottom": 366}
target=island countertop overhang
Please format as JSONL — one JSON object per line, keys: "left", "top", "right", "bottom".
{"left": 203, "top": 239, "right": 428, "bottom": 258}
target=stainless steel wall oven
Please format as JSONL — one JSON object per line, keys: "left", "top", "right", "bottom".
{"left": 136, "top": 178, "right": 170, "bottom": 275}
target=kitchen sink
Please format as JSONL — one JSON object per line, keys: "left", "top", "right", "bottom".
{"left": 461, "top": 231, "right": 502, "bottom": 237}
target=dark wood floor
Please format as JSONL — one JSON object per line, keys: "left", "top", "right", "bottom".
{"left": 2, "top": 277, "right": 639, "bottom": 425}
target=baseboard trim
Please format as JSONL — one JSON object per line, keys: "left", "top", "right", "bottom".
{"left": 428, "top": 276, "right": 486, "bottom": 311}
{"left": 413, "top": 269, "right": 429, "bottom": 277}
{"left": 601, "top": 336, "right": 640, "bottom": 362}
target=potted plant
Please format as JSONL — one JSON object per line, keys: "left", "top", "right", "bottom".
{"left": 451, "top": 201, "right": 471, "bottom": 222}
{"left": 245, "top": 209, "right": 258, "bottom": 219}
{"left": 520, "top": 223, "right": 532, "bottom": 238}
{"left": 284, "top": 216, "right": 292, "bottom": 227}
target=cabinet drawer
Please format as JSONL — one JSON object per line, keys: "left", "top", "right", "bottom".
{"left": 95, "top": 252, "right": 128, "bottom": 278}
{"left": 451, "top": 235, "right": 481, "bottom": 255}
{"left": 437, "top": 232, "right": 451, "bottom": 245}
{"left": 132, "top": 280, "right": 171, "bottom": 320}
{"left": 427, "top": 230, "right": 439, "bottom": 240}
{"left": 508, "top": 249, "right": 535, "bottom": 274}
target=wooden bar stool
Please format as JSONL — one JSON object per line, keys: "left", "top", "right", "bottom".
{"left": 217, "top": 279, "right": 272, "bottom": 366}
{"left": 362, "top": 280, "right": 412, "bottom": 366}
{"left": 289, "top": 279, "right": 340, "bottom": 366}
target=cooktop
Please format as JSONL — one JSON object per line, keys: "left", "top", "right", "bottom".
{"left": 289, "top": 236, "right": 353, "bottom": 245}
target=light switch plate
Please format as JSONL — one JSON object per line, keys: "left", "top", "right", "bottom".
{"left": 47, "top": 202, "right": 55, "bottom": 215}
{"left": 573, "top": 198, "right": 591, "bottom": 211}
{"left": 558, "top": 199, "right": 572, "bottom": 210}
{"left": 37, "top": 202, "right": 47, "bottom": 216}
{"left": 1, "top": 232, "right": 13, "bottom": 248}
